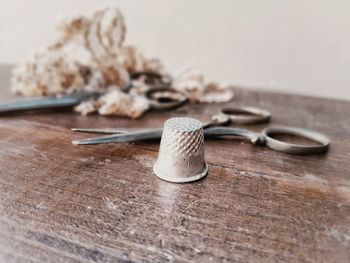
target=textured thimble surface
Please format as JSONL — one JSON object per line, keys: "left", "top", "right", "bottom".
{"left": 153, "top": 117, "right": 208, "bottom": 183}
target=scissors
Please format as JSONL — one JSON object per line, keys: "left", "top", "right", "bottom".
{"left": 72, "top": 106, "right": 330, "bottom": 155}
{"left": 0, "top": 71, "right": 175, "bottom": 115}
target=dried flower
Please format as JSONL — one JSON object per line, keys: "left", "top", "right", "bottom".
{"left": 11, "top": 7, "right": 234, "bottom": 118}
{"left": 12, "top": 49, "right": 86, "bottom": 96}
{"left": 97, "top": 89, "right": 150, "bottom": 118}
{"left": 172, "top": 70, "right": 233, "bottom": 103}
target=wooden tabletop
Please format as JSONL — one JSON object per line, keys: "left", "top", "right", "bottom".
{"left": 0, "top": 65, "right": 349, "bottom": 263}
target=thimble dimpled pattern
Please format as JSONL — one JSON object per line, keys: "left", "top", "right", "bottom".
{"left": 162, "top": 117, "right": 204, "bottom": 156}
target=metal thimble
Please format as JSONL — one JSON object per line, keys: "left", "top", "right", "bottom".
{"left": 153, "top": 117, "right": 208, "bottom": 183}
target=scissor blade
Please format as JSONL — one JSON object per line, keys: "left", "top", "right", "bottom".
{"left": 72, "top": 128, "right": 163, "bottom": 145}
{"left": 71, "top": 127, "right": 156, "bottom": 134}
{"left": 0, "top": 91, "right": 105, "bottom": 114}
{"left": 0, "top": 97, "right": 80, "bottom": 114}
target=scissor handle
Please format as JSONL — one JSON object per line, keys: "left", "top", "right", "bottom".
{"left": 122, "top": 71, "right": 172, "bottom": 92}
{"left": 146, "top": 87, "right": 188, "bottom": 111}
{"left": 213, "top": 106, "right": 271, "bottom": 125}
{"left": 204, "top": 126, "right": 330, "bottom": 155}
{"left": 262, "top": 126, "right": 330, "bottom": 155}
{"left": 130, "top": 71, "right": 172, "bottom": 86}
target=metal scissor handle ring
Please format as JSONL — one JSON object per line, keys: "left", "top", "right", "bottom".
{"left": 219, "top": 106, "right": 271, "bottom": 124}
{"left": 146, "top": 87, "right": 188, "bottom": 111}
{"left": 262, "top": 126, "right": 330, "bottom": 155}
{"left": 123, "top": 71, "right": 172, "bottom": 92}
{"left": 130, "top": 71, "right": 172, "bottom": 85}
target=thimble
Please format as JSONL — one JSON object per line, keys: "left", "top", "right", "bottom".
{"left": 153, "top": 117, "right": 208, "bottom": 183}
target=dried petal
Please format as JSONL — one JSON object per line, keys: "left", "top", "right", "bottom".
{"left": 74, "top": 100, "right": 98, "bottom": 115}
{"left": 97, "top": 90, "right": 150, "bottom": 118}
{"left": 200, "top": 82, "right": 234, "bottom": 103}
{"left": 96, "top": 58, "right": 130, "bottom": 88}
{"left": 55, "top": 16, "right": 90, "bottom": 45}
{"left": 118, "top": 46, "right": 145, "bottom": 73}
{"left": 85, "top": 9, "right": 108, "bottom": 61}
{"left": 142, "top": 58, "right": 166, "bottom": 74}
{"left": 172, "top": 70, "right": 205, "bottom": 102}
{"left": 11, "top": 49, "right": 86, "bottom": 96}
{"left": 99, "top": 7, "right": 126, "bottom": 54}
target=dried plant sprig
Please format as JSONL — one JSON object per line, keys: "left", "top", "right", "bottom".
{"left": 11, "top": 7, "right": 234, "bottom": 118}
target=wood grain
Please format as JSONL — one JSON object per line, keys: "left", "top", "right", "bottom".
{"left": 0, "top": 65, "right": 349, "bottom": 262}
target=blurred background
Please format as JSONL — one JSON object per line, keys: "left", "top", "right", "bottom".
{"left": 1, "top": 0, "right": 349, "bottom": 100}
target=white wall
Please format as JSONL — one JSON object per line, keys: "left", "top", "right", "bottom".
{"left": 1, "top": 0, "right": 349, "bottom": 100}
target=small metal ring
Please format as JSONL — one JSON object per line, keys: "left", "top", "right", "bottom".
{"left": 262, "top": 126, "right": 330, "bottom": 155}
{"left": 146, "top": 87, "right": 188, "bottom": 111}
{"left": 220, "top": 106, "right": 271, "bottom": 124}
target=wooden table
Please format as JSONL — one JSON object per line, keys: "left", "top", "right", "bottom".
{"left": 0, "top": 65, "right": 349, "bottom": 263}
